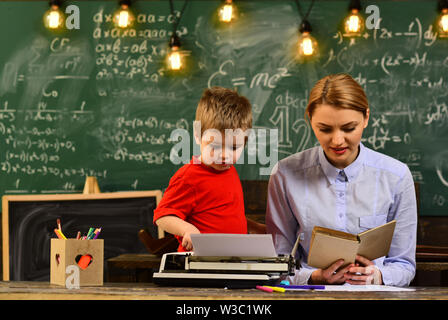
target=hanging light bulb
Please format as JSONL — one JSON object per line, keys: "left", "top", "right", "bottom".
{"left": 344, "top": 9, "right": 364, "bottom": 36}
{"left": 43, "top": 0, "right": 65, "bottom": 30}
{"left": 343, "top": 0, "right": 365, "bottom": 37}
{"left": 218, "top": 0, "right": 237, "bottom": 23}
{"left": 298, "top": 20, "right": 318, "bottom": 58}
{"left": 437, "top": 0, "right": 448, "bottom": 38}
{"left": 440, "top": 9, "right": 448, "bottom": 34}
{"left": 168, "top": 48, "right": 182, "bottom": 70}
{"left": 167, "top": 34, "right": 183, "bottom": 71}
{"left": 113, "top": 0, "right": 135, "bottom": 28}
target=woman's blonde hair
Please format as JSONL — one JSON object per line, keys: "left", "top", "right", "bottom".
{"left": 306, "top": 73, "right": 369, "bottom": 121}
{"left": 195, "top": 87, "right": 252, "bottom": 135}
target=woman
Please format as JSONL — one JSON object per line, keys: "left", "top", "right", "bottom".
{"left": 266, "top": 73, "right": 417, "bottom": 286}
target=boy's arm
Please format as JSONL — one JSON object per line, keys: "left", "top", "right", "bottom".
{"left": 155, "top": 215, "right": 200, "bottom": 251}
{"left": 246, "top": 218, "right": 267, "bottom": 234}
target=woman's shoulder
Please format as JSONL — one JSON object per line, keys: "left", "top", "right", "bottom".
{"left": 274, "top": 146, "right": 320, "bottom": 174}
{"left": 362, "top": 145, "right": 410, "bottom": 178}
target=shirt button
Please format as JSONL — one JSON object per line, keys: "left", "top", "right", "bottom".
{"left": 339, "top": 192, "right": 344, "bottom": 197}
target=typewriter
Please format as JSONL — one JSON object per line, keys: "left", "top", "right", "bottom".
{"left": 153, "top": 235, "right": 301, "bottom": 288}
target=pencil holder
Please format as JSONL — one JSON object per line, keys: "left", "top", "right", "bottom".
{"left": 50, "top": 239, "right": 104, "bottom": 286}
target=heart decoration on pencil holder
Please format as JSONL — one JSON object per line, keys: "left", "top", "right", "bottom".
{"left": 75, "top": 254, "right": 93, "bottom": 270}
{"left": 51, "top": 239, "right": 104, "bottom": 286}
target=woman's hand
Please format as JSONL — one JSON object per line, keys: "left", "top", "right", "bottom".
{"left": 344, "top": 255, "right": 383, "bottom": 285}
{"left": 309, "top": 259, "right": 354, "bottom": 285}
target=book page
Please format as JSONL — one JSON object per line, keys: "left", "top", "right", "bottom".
{"left": 307, "top": 232, "right": 359, "bottom": 269}
{"left": 357, "top": 220, "right": 396, "bottom": 261}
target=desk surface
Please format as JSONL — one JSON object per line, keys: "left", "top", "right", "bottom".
{"left": 0, "top": 281, "right": 447, "bottom": 300}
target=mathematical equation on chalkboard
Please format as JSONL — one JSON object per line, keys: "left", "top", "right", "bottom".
{"left": 93, "top": 8, "right": 188, "bottom": 83}
{"left": 0, "top": 3, "right": 447, "bottom": 213}
{"left": 0, "top": 102, "right": 186, "bottom": 171}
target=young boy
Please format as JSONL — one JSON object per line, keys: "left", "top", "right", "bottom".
{"left": 153, "top": 87, "right": 253, "bottom": 252}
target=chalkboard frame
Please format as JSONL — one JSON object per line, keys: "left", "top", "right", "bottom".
{"left": 1, "top": 190, "right": 162, "bottom": 281}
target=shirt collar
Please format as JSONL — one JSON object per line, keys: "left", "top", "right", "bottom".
{"left": 318, "top": 143, "right": 365, "bottom": 184}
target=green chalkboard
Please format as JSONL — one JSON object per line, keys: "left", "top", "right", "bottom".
{"left": 0, "top": 1, "right": 447, "bottom": 216}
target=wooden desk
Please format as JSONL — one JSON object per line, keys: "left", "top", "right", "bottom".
{"left": 107, "top": 254, "right": 162, "bottom": 269}
{"left": 107, "top": 254, "right": 448, "bottom": 286}
{"left": 1, "top": 281, "right": 447, "bottom": 300}
{"left": 106, "top": 254, "right": 162, "bottom": 282}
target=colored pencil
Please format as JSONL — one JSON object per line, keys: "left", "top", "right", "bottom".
{"left": 255, "top": 285, "right": 273, "bottom": 293}
{"left": 92, "top": 228, "right": 102, "bottom": 239}
{"left": 54, "top": 228, "right": 67, "bottom": 240}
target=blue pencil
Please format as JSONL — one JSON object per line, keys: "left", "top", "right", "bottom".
{"left": 277, "top": 284, "right": 325, "bottom": 290}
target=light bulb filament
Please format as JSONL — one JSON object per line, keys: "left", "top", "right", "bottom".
{"left": 169, "top": 50, "right": 182, "bottom": 70}
{"left": 441, "top": 14, "right": 448, "bottom": 32}
{"left": 44, "top": 5, "right": 64, "bottom": 30}
{"left": 114, "top": 4, "right": 134, "bottom": 28}
{"left": 347, "top": 14, "right": 360, "bottom": 33}
{"left": 220, "top": 4, "right": 233, "bottom": 22}
{"left": 301, "top": 38, "right": 314, "bottom": 56}
{"left": 117, "top": 10, "right": 130, "bottom": 28}
{"left": 343, "top": 8, "right": 364, "bottom": 37}
{"left": 47, "top": 11, "right": 62, "bottom": 29}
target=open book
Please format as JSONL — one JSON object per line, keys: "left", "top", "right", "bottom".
{"left": 307, "top": 220, "right": 396, "bottom": 269}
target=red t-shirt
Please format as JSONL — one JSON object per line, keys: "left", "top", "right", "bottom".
{"left": 153, "top": 157, "right": 247, "bottom": 252}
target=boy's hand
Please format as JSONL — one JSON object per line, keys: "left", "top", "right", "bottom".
{"left": 181, "top": 225, "right": 201, "bottom": 251}
{"left": 155, "top": 215, "right": 201, "bottom": 251}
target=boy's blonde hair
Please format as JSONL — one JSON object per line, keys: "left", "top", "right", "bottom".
{"left": 195, "top": 87, "right": 252, "bottom": 136}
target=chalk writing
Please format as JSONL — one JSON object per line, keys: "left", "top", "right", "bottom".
{"left": 0, "top": 2, "right": 446, "bottom": 215}
{"left": 207, "top": 60, "right": 291, "bottom": 89}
